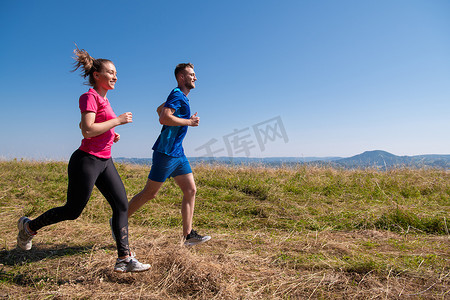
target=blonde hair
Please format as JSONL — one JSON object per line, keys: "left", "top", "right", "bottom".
{"left": 72, "top": 46, "right": 113, "bottom": 86}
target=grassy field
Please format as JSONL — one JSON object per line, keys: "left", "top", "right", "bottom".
{"left": 0, "top": 160, "right": 449, "bottom": 299}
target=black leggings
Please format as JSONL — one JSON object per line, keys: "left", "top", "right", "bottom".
{"left": 29, "top": 149, "right": 130, "bottom": 257}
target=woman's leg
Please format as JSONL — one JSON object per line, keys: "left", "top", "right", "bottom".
{"left": 95, "top": 159, "right": 130, "bottom": 258}
{"left": 28, "top": 150, "right": 100, "bottom": 232}
{"left": 97, "top": 160, "right": 151, "bottom": 272}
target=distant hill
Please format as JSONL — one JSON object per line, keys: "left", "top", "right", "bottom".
{"left": 115, "top": 150, "right": 450, "bottom": 170}
{"left": 332, "top": 150, "right": 450, "bottom": 170}
{"left": 335, "top": 150, "right": 404, "bottom": 168}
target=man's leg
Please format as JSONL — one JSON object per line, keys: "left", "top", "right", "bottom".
{"left": 173, "top": 173, "right": 196, "bottom": 236}
{"left": 128, "top": 179, "right": 164, "bottom": 217}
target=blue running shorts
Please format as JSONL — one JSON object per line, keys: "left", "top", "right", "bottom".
{"left": 148, "top": 151, "right": 192, "bottom": 182}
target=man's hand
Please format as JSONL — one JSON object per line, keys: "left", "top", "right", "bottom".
{"left": 156, "top": 103, "right": 165, "bottom": 116}
{"left": 189, "top": 112, "right": 200, "bottom": 127}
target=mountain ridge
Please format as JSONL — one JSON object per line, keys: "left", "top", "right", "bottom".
{"left": 115, "top": 150, "right": 450, "bottom": 170}
{"left": 332, "top": 150, "right": 450, "bottom": 169}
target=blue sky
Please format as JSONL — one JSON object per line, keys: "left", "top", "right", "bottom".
{"left": 1, "top": 0, "right": 449, "bottom": 160}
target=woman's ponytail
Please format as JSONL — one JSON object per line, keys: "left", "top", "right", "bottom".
{"left": 72, "top": 46, "right": 112, "bottom": 86}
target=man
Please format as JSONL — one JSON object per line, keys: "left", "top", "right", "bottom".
{"left": 128, "top": 63, "right": 210, "bottom": 246}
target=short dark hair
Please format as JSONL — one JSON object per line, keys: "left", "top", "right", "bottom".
{"left": 174, "top": 63, "right": 194, "bottom": 79}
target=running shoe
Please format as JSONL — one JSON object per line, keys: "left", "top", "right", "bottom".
{"left": 114, "top": 256, "right": 151, "bottom": 273}
{"left": 184, "top": 229, "right": 211, "bottom": 246}
{"left": 17, "top": 217, "right": 35, "bottom": 250}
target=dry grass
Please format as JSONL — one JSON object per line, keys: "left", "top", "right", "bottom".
{"left": 0, "top": 161, "right": 449, "bottom": 299}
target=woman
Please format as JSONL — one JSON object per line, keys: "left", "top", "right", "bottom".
{"left": 16, "top": 47, "right": 150, "bottom": 273}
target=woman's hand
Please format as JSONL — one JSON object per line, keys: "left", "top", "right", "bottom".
{"left": 117, "top": 112, "right": 133, "bottom": 125}
{"left": 81, "top": 111, "right": 133, "bottom": 138}
{"left": 114, "top": 133, "right": 120, "bottom": 143}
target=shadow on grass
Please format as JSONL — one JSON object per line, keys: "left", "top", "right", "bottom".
{"left": 0, "top": 244, "right": 116, "bottom": 266}
{"left": 0, "top": 244, "right": 135, "bottom": 288}
{"left": 0, "top": 244, "right": 119, "bottom": 287}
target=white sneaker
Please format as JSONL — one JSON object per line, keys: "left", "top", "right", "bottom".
{"left": 17, "top": 217, "right": 35, "bottom": 250}
{"left": 114, "top": 256, "right": 151, "bottom": 273}
{"left": 184, "top": 229, "right": 211, "bottom": 246}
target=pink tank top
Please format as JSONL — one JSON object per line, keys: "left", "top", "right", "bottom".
{"left": 78, "top": 88, "right": 117, "bottom": 159}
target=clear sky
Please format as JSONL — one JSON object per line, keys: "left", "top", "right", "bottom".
{"left": 1, "top": 0, "right": 449, "bottom": 160}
